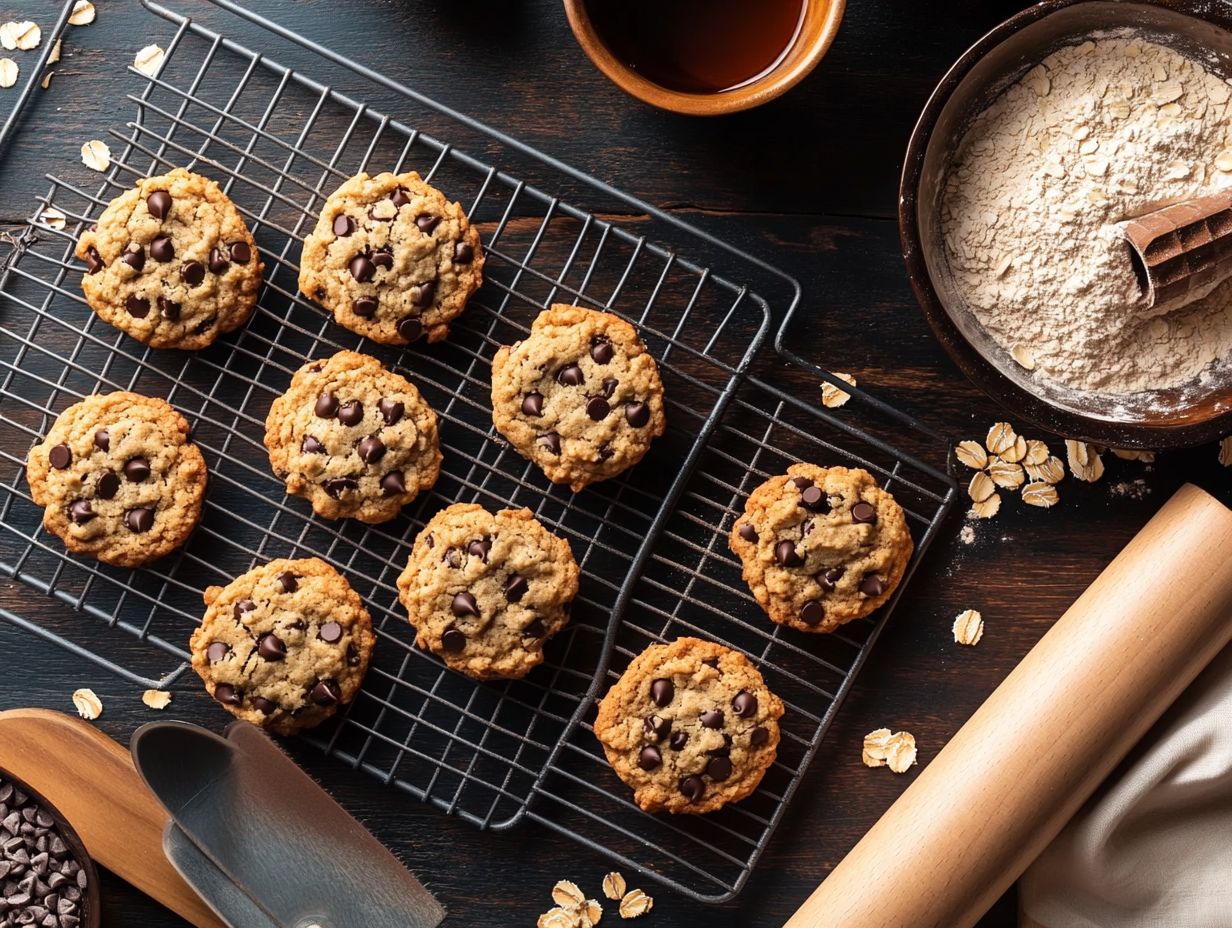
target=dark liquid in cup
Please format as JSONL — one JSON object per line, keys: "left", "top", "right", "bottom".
{"left": 584, "top": 0, "right": 808, "bottom": 94}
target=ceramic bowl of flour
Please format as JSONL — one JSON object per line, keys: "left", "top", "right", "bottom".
{"left": 901, "top": 0, "right": 1232, "bottom": 448}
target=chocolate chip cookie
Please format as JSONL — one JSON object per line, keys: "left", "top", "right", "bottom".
{"left": 298, "top": 170, "right": 484, "bottom": 345}
{"left": 75, "top": 168, "right": 262, "bottom": 349}
{"left": 264, "top": 351, "right": 442, "bottom": 524}
{"left": 729, "top": 464, "right": 913, "bottom": 633}
{"left": 190, "top": 557, "right": 375, "bottom": 735}
{"left": 594, "top": 637, "right": 785, "bottom": 815}
{"left": 396, "top": 503, "right": 579, "bottom": 680}
{"left": 490, "top": 304, "right": 666, "bottom": 492}
{"left": 25, "top": 392, "right": 207, "bottom": 567}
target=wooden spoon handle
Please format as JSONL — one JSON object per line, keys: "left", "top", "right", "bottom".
{"left": 0, "top": 708, "right": 226, "bottom": 928}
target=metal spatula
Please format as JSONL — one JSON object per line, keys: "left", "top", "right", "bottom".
{"left": 130, "top": 720, "right": 446, "bottom": 928}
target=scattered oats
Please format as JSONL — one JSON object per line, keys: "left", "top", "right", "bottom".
{"left": 0, "top": 58, "right": 16, "bottom": 89}
{"left": 969, "top": 493, "right": 1001, "bottom": 519}
{"left": 861, "top": 749, "right": 885, "bottom": 768}
{"left": 1065, "top": 438, "right": 1090, "bottom": 468}
{"left": 1164, "top": 160, "right": 1190, "bottom": 180}
{"left": 968, "top": 470, "right": 995, "bottom": 503}
{"left": 999, "top": 434, "right": 1028, "bottom": 464}
{"left": 1220, "top": 437, "right": 1232, "bottom": 467}
{"left": 40, "top": 70, "right": 51, "bottom": 89}
{"left": 134, "top": 43, "right": 165, "bottom": 77}
{"left": 953, "top": 609, "right": 984, "bottom": 646}
{"left": 602, "top": 873, "right": 626, "bottom": 902}
{"left": 1217, "top": 149, "right": 1232, "bottom": 173}
{"left": 552, "top": 880, "right": 586, "bottom": 910}
{"left": 538, "top": 908, "right": 576, "bottom": 928}
{"left": 994, "top": 253, "right": 1013, "bottom": 278}
{"left": 988, "top": 458, "right": 1025, "bottom": 489}
{"left": 954, "top": 440, "right": 988, "bottom": 471}
{"left": 1010, "top": 343, "right": 1036, "bottom": 370}
{"left": 48, "top": 38, "right": 60, "bottom": 64}
{"left": 72, "top": 687, "right": 102, "bottom": 720}
{"left": 1024, "top": 455, "right": 1065, "bottom": 484}
{"left": 583, "top": 900, "right": 603, "bottom": 926}
{"left": 1066, "top": 440, "right": 1105, "bottom": 482}
{"left": 958, "top": 524, "right": 975, "bottom": 545}
{"left": 39, "top": 205, "right": 66, "bottom": 229}
{"left": 1, "top": 21, "right": 40, "bottom": 51}
{"left": 1150, "top": 80, "right": 1183, "bottom": 105}
{"left": 1022, "top": 481, "right": 1060, "bottom": 508}
{"left": 80, "top": 139, "right": 111, "bottom": 172}
{"left": 1109, "top": 479, "right": 1150, "bottom": 500}
{"left": 1110, "top": 448, "right": 1155, "bottom": 463}
{"left": 142, "top": 689, "right": 172, "bottom": 709}
{"left": 68, "top": 1, "right": 96, "bottom": 26}
{"left": 618, "top": 889, "right": 653, "bottom": 920}
{"left": 0, "top": 23, "right": 18, "bottom": 50}
{"left": 886, "top": 733, "right": 918, "bottom": 774}
{"left": 821, "top": 372, "right": 856, "bottom": 409}
{"left": 863, "top": 727, "right": 894, "bottom": 764}
{"left": 1023, "top": 439, "right": 1050, "bottom": 466}
{"left": 985, "top": 422, "right": 1017, "bottom": 456}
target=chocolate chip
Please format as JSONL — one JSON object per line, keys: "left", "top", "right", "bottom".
{"left": 586, "top": 397, "right": 610, "bottom": 420}
{"left": 150, "top": 236, "right": 174, "bottom": 262}
{"left": 643, "top": 715, "right": 671, "bottom": 742}
{"left": 314, "top": 392, "right": 338, "bottom": 418}
{"left": 180, "top": 260, "right": 205, "bottom": 286}
{"left": 441, "top": 626, "right": 466, "bottom": 652}
{"left": 310, "top": 680, "right": 340, "bottom": 706}
{"left": 521, "top": 618, "right": 546, "bottom": 639}
{"left": 380, "top": 471, "right": 405, "bottom": 496}
{"left": 817, "top": 567, "right": 844, "bottom": 591}
{"left": 390, "top": 188, "right": 411, "bottom": 208}
{"left": 124, "top": 457, "right": 150, "bottom": 482}
{"left": 125, "top": 295, "right": 150, "bottom": 317}
{"left": 504, "top": 573, "right": 528, "bottom": 602}
{"left": 268, "top": 573, "right": 295, "bottom": 596}
{"left": 378, "top": 398, "right": 404, "bottom": 425}
{"left": 801, "top": 486, "right": 830, "bottom": 512}
{"left": 410, "top": 280, "right": 436, "bottom": 306}
{"left": 451, "top": 591, "right": 480, "bottom": 618}
{"left": 323, "top": 477, "right": 358, "bottom": 498}
{"left": 208, "top": 246, "right": 230, "bottom": 273}
{"left": 338, "top": 401, "right": 363, "bottom": 426}
{"left": 234, "top": 599, "right": 256, "bottom": 620}
{"left": 453, "top": 241, "right": 474, "bottom": 264}
{"left": 48, "top": 444, "right": 71, "bottom": 470}
{"left": 590, "top": 337, "right": 613, "bottom": 364}
{"left": 96, "top": 471, "right": 119, "bottom": 499}
{"left": 230, "top": 242, "right": 252, "bottom": 263}
{"left": 147, "top": 190, "right": 172, "bottom": 219}
{"left": 650, "top": 678, "right": 674, "bottom": 707}
{"left": 800, "top": 600, "right": 824, "bottom": 626}
{"left": 333, "top": 214, "right": 356, "bottom": 237}
{"left": 93, "top": 429, "right": 109, "bottom": 452}
{"left": 251, "top": 696, "right": 277, "bottom": 715}
{"left": 597, "top": 444, "right": 614, "bottom": 462}
{"left": 67, "top": 500, "right": 94, "bottom": 524}
{"left": 213, "top": 683, "right": 242, "bottom": 706}
{"left": 679, "top": 775, "right": 705, "bottom": 803}
{"left": 125, "top": 508, "right": 154, "bottom": 532}
{"left": 121, "top": 244, "right": 145, "bottom": 271}
{"left": 301, "top": 435, "right": 325, "bottom": 454}
{"left": 206, "top": 641, "right": 230, "bottom": 662}
{"left": 706, "top": 756, "right": 733, "bottom": 781}
{"left": 670, "top": 731, "right": 688, "bottom": 750}
{"left": 859, "top": 574, "right": 887, "bottom": 597}
{"left": 84, "top": 246, "right": 104, "bottom": 274}
{"left": 521, "top": 392, "right": 544, "bottom": 416}
{"left": 158, "top": 296, "right": 180, "bottom": 321}
{"left": 602, "top": 377, "right": 618, "bottom": 398}
{"left": 557, "top": 364, "right": 584, "bottom": 387}
{"left": 638, "top": 746, "right": 662, "bottom": 771}
{"left": 536, "top": 432, "right": 561, "bottom": 454}
{"left": 357, "top": 436, "right": 385, "bottom": 463}
{"left": 466, "top": 537, "right": 491, "bottom": 561}
{"left": 318, "top": 621, "right": 343, "bottom": 643}
{"left": 348, "top": 254, "right": 375, "bottom": 282}
{"left": 791, "top": 476, "right": 813, "bottom": 490}
{"left": 371, "top": 249, "right": 394, "bottom": 269}
{"left": 851, "top": 501, "right": 877, "bottom": 524}
{"left": 397, "top": 317, "right": 423, "bottom": 342}
{"left": 353, "top": 296, "right": 378, "bottom": 318}
{"left": 774, "top": 540, "right": 803, "bottom": 567}
{"left": 702, "top": 658, "right": 719, "bottom": 668}
{"left": 624, "top": 402, "right": 650, "bottom": 428}
{"left": 750, "top": 726, "right": 770, "bottom": 747}
{"left": 732, "top": 691, "right": 758, "bottom": 718}
{"left": 700, "top": 709, "right": 724, "bottom": 729}
{"left": 257, "top": 633, "right": 286, "bottom": 661}
{"left": 416, "top": 213, "right": 440, "bottom": 234}
{"left": 346, "top": 644, "right": 360, "bottom": 666}
{"left": 737, "top": 522, "right": 758, "bottom": 543}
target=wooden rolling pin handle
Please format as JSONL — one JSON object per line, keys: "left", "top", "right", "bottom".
{"left": 785, "top": 484, "right": 1232, "bottom": 928}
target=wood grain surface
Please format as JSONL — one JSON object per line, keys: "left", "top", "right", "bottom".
{"left": 0, "top": 2, "right": 1229, "bottom": 926}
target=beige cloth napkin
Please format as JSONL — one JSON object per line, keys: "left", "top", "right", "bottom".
{"left": 1019, "top": 642, "right": 1232, "bottom": 928}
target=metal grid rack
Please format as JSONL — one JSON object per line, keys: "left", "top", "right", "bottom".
{"left": 0, "top": 0, "right": 957, "bottom": 904}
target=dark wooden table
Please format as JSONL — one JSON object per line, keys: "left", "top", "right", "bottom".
{"left": 1, "top": 1, "right": 1228, "bottom": 925}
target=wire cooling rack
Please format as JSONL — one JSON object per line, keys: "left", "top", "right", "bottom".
{"left": 0, "top": 0, "right": 957, "bottom": 903}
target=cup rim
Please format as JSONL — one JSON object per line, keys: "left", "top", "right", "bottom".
{"left": 562, "top": 0, "right": 847, "bottom": 116}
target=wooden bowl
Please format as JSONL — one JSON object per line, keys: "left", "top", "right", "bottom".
{"left": 900, "top": 0, "right": 1232, "bottom": 449}
{"left": 562, "top": 0, "right": 846, "bottom": 116}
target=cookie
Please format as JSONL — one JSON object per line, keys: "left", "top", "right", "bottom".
{"left": 264, "top": 351, "right": 442, "bottom": 524}
{"left": 25, "top": 392, "right": 207, "bottom": 567}
{"left": 594, "top": 637, "right": 785, "bottom": 815}
{"left": 396, "top": 503, "right": 579, "bottom": 680}
{"left": 190, "top": 557, "right": 375, "bottom": 736}
{"left": 490, "top": 304, "right": 666, "bottom": 492}
{"left": 298, "top": 170, "right": 484, "bottom": 345}
{"left": 729, "top": 464, "right": 913, "bottom": 633}
{"left": 75, "top": 168, "right": 262, "bottom": 349}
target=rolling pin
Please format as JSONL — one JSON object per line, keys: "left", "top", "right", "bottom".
{"left": 785, "top": 482, "right": 1232, "bottom": 928}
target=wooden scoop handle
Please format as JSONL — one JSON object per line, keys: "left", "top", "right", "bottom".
{"left": 784, "top": 483, "right": 1232, "bottom": 928}
{"left": 0, "top": 708, "right": 226, "bottom": 928}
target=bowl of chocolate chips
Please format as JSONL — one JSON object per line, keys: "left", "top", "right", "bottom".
{"left": 0, "top": 771, "right": 98, "bottom": 928}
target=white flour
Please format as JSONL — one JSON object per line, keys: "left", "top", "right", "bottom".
{"left": 940, "top": 35, "right": 1232, "bottom": 398}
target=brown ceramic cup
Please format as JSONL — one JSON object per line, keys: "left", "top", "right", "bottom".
{"left": 562, "top": 0, "right": 846, "bottom": 116}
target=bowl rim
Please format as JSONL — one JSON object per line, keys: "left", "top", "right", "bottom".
{"left": 899, "top": 0, "right": 1232, "bottom": 449}
{"left": 562, "top": 0, "right": 847, "bottom": 117}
